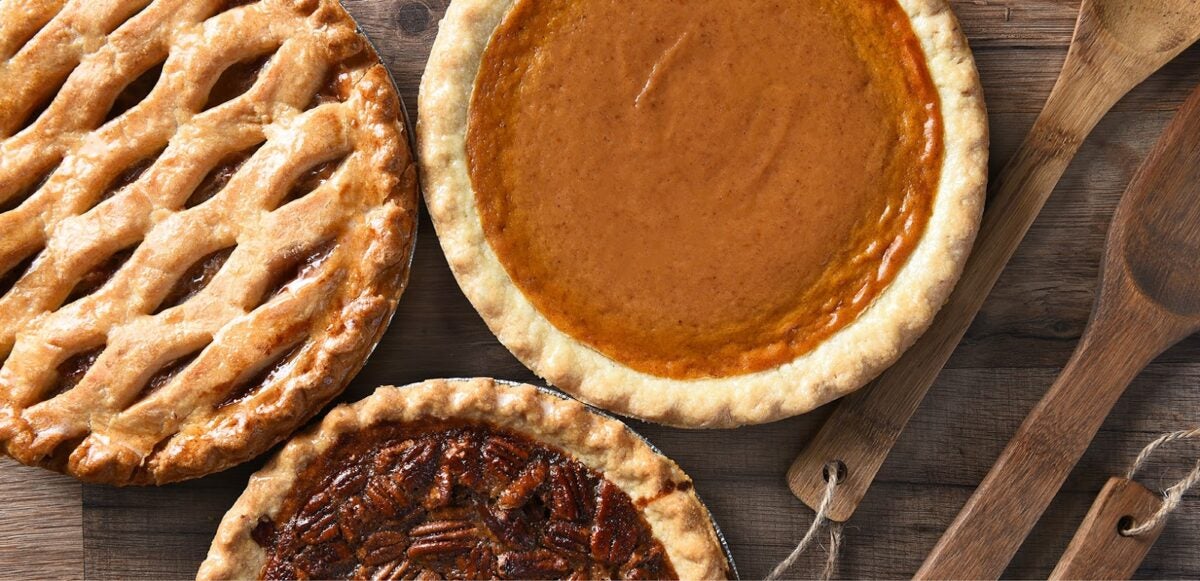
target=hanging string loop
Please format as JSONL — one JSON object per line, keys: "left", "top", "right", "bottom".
{"left": 1121, "top": 427, "right": 1200, "bottom": 537}
{"left": 768, "top": 461, "right": 845, "bottom": 580}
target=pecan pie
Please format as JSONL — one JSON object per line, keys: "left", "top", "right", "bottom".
{"left": 0, "top": 0, "right": 418, "bottom": 484}
{"left": 198, "top": 378, "right": 732, "bottom": 580}
{"left": 418, "top": 0, "right": 988, "bottom": 426}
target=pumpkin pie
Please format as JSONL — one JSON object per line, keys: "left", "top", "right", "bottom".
{"left": 198, "top": 378, "right": 732, "bottom": 580}
{"left": 0, "top": 0, "right": 418, "bottom": 484}
{"left": 418, "top": 0, "right": 987, "bottom": 426}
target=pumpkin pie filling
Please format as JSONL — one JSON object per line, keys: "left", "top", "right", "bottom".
{"left": 467, "top": 0, "right": 944, "bottom": 379}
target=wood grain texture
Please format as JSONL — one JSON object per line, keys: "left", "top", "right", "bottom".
{"left": 0, "top": 0, "right": 1182, "bottom": 579}
{"left": 789, "top": 0, "right": 1200, "bottom": 524}
{"left": 918, "top": 77, "right": 1200, "bottom": 579}
{"left": 0, "top": 458, "right": 83, "bottom": 581}
{"left": 1050, "top": 477, "right": 1166, "bottom": 580}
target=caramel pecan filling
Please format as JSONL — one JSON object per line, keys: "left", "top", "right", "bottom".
{"left": 256, "top": 422, "right": 680, "bottom": 580}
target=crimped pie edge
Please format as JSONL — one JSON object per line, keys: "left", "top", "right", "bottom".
{"left": 416, "top": 0, "right": 988, "bottom": 427}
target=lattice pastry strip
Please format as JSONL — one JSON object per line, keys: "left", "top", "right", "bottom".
{"left": 0, "top": 1, "right": 349, "bottom": 251}
{"left": 1, "top": 104, "right": 355, "bottom": 366}
{"left": 0, "top": 3, "right": 350, "bottom": 347}
{"left": 0, "top": 0, "right": 154, "bottom": 134}
{"left": 0, "top": 0, "right": 418, "bottom": 484}
{"left": 16, "top": 134, "right": 363, "bottom": 453}
{"left": 0, "top": 0, "right": 62, "bottom": 62}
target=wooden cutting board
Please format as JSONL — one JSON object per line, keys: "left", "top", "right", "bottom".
{"left": 4, "top": 1, "right": 1200, "bottom": 578}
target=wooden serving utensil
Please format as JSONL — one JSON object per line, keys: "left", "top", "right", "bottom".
{"left": 1048, "top": 477, "right": 1167, "bottom": 580}
{"left": 788, "top": 0, "right": 1200, "bottom": 523}
{"left": 915, "top": 80, "right": 1200, "bottom": 580}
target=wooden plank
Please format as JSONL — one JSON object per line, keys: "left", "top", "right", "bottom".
{"left": 0, "top": 458, "right": 83, "bottom": 581}
{"left": 76, "top": 364, "right": 1200, "bottom": 578}
{"left": 59, "top": 0, "right": 1200, "bottom": 579}
{"left": 81, "top": 467, "right": 256, "bottom": 580}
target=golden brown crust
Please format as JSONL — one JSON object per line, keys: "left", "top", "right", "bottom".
{"left": 0, "top": 0, "right": 419, "bottom": 484}
{"left": 197, "top": 378, "right": 731, "bottom": 580}
{"left": 417, "top": 0, "right": 987, "bottom": 427}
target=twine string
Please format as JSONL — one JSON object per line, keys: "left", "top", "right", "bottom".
{"left": 768, "top": 462, "right": 844, "bottom": 580}
{"left": 1121, "top": 427, "right": 1200, "bottom": 537}
{"left": 821, "top": 523, "right": 843, "bottom": 581}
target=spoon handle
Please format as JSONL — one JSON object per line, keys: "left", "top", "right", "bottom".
{"left": 786, "top": 1, "right": 1188, "bottom": 522}
{"left": 914, "top": 302, "right": 1167, "bottom": 579}
{"left": 1049, "top": 477, "right": 1166, "bottom": 581}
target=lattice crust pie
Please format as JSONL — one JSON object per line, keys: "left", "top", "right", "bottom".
{"left": 199, "top": 378, "right": 732, "bottom": 580}
{"left": 419, "top": 0, "right": 988, "bottom": 427}
{"left": 0, "top": 0, "right": 419, "bottom": 484}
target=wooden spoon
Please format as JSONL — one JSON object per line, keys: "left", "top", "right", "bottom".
{"left": 788, "top": 0, "right": 1200, "bottom": 523}
{"left": 915, "top": 80, "right": 1200, "bottom": 580}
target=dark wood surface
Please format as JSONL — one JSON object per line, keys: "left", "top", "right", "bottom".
{"left": 3, "top": 1, "right": 1200, "bottom": 579}
{"left": 919, "top": 71, "right": 1200, "bottom": 579}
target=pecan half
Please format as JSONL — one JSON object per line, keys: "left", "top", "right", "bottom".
{"left": 542, "top": 520, "right": 590, "bottom": 554}
{"left": 298, "top": 466, "right": 367, "bottom": 521}
{"left": 375, "top": 440, "right": 414, "bottom": 471}
{"left": 442, "top": 433, "right": 481, "bottom": 489}
{"left": 368, "top": 558, "right": 432, "bottom": 581}
{"left": 297, "top": 508, "right": 340, "bottom": 545}
{"left": 339, "top": 498, "right": 373, "bottom": 544}
{"left": 407, "top": 519, "right": 477, "bottom": 559}
{"left": 361, "top": 530, "right": 409, "bottom": 566}
{"left": 394, "top": 440, "right": 440, "bottom": 495}
{"left": 424, "top": 459, "right": 455, "bottom": 510}
{"left": 591, "top": 481, "right": 638, "bottom": 565}
{"left": 330, "top": 467, "right": 369, "bottom": 498}
{"left": 547, "top": 462, "right": 594, "bottom": 522}
{"left": 483, "top": 435, "right": 530, "bottom": 482}
{"left": 460, "top": 545, "right": 497, "bottom": 579}
{"left": 363, "top": 475, "right": 403, "bottom": 516}
{"left": 497, "top": 458, "right": 548, "bottom": 510}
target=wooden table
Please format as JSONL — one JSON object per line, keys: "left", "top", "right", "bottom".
{"left": 4, "top": 1, "right": 1200, "bottom": 578}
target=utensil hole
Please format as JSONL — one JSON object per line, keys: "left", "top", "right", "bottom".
{"left": 822, "top": 460, "right": 847, "bottom": 483}
{"left": 1118, "top": 515, "right": 1136, "bottom": 537}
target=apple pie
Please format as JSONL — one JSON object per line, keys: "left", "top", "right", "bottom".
{"left": 0, "top": 0, "right": 418, "bottom": 484}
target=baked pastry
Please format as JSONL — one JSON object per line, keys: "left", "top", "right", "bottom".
{"left": 198, "top": 378, "right": 732, "bottom": 580}
{"left": 0, "top": 0, "right": 418, "bottom": 484}
{"left": 418, "top": 0, "right": 988, "bottom": 427}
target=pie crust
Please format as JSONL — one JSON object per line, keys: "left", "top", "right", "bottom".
{"left": 0, "top": 0, "right": 418, "bottom": 484}
{"left": 418, "top": 0, "right": 987, "bottom": 427}
{"left": 198, "top": 378, "right": 732, "bottom": 580}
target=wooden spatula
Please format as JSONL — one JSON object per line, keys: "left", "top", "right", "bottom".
{"left": 915, "top": 81, "right": 1200, "bottom": 580}
{"left": 788, "top": 0, "right": 1200, "bottom": 524}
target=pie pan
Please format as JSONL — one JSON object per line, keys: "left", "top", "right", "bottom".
{"left": 417, "top": 0, "right": 989, "bottom": 427}
{"left": 199, "top": 377, "right": 738, "bottom": 579}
